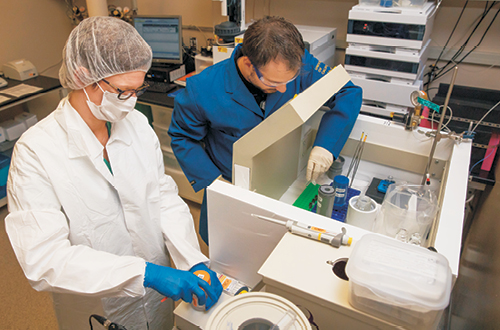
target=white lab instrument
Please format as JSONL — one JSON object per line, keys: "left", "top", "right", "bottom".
{"left": 214, "top": 0, "right": 246, "bottom": 41}
{"left": 206, "top": 292, "right": 312, "bottom": 330}
{"left": 2, "top": 59, "right": 38, "bottom": 81}
{"left": 195, "top": 54, "right": 213, "bottom": 74}
{"left": 346, "top": 234, "right": 452, "bottom": 330}
{"left": 252, "top": 214, "right": 352, "bottom": 248}
{"left": 346, "top": 2, "right": 435, "bottom": 118}
{"left": 359, "top": 0, "right": 428, "bottom": 7}
{"left": 210, "top": 110, "right": 471, "bottom": 283}
{"left": 346, "top": 2, "right": 435, "bottom": 49}
{"left": 1, "top": 119, "right": 27, "bottom": 141}
{"left": 350, "top": 74, "right": 422, "bottom": 106}
{"left": 198, "top": 88, "right": 471, "bottom": 327}
{"left": 232, "top": 65, "right": 351, "bottom": 196}
{"left": 14, "top": 112, "right": 37, "bottom": 128}
{"left": 346, "top": 195, "right": 378, "bottom": 231}
{"left": 213, "top": 25, "right": 337, "bottom": 67}
{"left": 345, "top": 41, "right": 430, "bottom": 81}
{"left": 295, "top": 25, "right": 337, "bottom": 68}
{"left": 5, "top": 98, "right": 208, "bottom": 329}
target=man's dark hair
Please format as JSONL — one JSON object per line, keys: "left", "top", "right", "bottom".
{"left": 242, "top": 16, "right": 305, "bottom": 70}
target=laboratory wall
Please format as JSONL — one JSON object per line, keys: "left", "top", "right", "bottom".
{"left": 0, "top": 0, "right": 74, "bottom": 79}
{"left": 132, "top": 0, "right": 500, "bottom": 92}
{"left": 2, "top": 0, "right": 499, "bottom": 96}
{"left": 260, "top": 0, "right": 500, "bottom": 92}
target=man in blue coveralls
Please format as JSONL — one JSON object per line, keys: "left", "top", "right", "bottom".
{"left": 169, "top": 16, "right": 362, "bottom": 244}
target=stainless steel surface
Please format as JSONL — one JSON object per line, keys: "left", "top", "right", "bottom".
{"left": 448, "top": 162, "right": 500, "bottom": 329}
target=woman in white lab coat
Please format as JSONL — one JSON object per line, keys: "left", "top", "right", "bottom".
{"left": 5, "top": 16, "right": 222, "bottom": 330}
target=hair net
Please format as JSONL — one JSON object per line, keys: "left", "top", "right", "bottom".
{"left": 59, "top": 16, "right": 152, "bottom": 90}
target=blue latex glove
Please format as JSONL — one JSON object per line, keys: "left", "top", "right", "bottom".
{"left": 143, "top": 262, "right": 216, "bottom": 306}
{"left": 189, "top": 263, "right": 223, "bottom": 310}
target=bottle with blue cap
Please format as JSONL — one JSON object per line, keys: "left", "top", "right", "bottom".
{"left": 333, "top": 175, "right": 350, "bottom": 209}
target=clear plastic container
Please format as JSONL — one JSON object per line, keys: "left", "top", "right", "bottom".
{"left": 345, "top": 234, "right": 452, "bottom": 329}
{"left": 195, "top": 54, "right": 213, "bottom": 74}
{"left": 373, "top": 184, "right": 438, "bottom": 246}
{"left": 393, "top": 0, "right": 428, "bottom": 8}
{"left": 359, "top": 0, "right": 427, "bottom": 7}
{"left": 358, "top": 0, "right": 381, "bottom": 6}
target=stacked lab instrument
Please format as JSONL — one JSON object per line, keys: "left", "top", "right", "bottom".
{"left": 345, "top": 1, "right": 436, "bottom": 118}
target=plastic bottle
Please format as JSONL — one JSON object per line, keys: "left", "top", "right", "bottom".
{"left": 192, "top": 270, "right": 211, "bottom": 311}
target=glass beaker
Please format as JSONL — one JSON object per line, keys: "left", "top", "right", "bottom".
{"left": 374, "top": 184, "right": 439, "bottom": 246}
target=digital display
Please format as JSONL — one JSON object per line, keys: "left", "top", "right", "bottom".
{"left": 134, "top": 16, "right": 183, "bottom": 65}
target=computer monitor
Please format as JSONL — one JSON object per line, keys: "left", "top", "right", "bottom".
{"left": 133, "top": 15, "right": 183, "bottom": 65}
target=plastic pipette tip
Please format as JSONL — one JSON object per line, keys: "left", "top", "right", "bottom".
{"left": 347, "top": 237, "right": 353, "bottom": 246}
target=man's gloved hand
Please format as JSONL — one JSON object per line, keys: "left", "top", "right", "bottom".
{"left": 143, "top": 262, "right": 217, "bottom": 307}
{"left": 306, "top": 146, "right": 333, "bottom": 183}
{"left": 189, "top": 263, "right": 223, "bottom": 310}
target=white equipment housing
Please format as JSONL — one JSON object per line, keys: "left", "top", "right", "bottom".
{"left": 346, "top": 2, "right": 435, "bottom": 50}
{"left": 213, "top": 25, "right": 337, "bottom": 68}
{"left": 345, "top": 40, "right": 430, "bottom": 81}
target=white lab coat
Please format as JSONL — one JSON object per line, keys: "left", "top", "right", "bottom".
{"left": 5, "top": 97, "right": 208, "bottom": 330}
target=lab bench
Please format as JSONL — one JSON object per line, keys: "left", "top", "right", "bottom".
{"left": 0, "top": 76, "right": 63, "bottom": 113}
{"left": 138, "top": 89, "right": 204, "bottom": 204}
{"left": 0, "top": 76, "right": 64, "bottom": 208}
{"left": 201, "top": 113, "right": 470, "bottom": 329}
{"left": 173, "top": 66, "right": 471, "bottom": 328}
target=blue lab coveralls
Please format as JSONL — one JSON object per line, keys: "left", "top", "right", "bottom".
{"left": 169, "top": 44, "right": 362, "bottom": 244}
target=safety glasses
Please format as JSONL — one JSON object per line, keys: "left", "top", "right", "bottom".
{"left": 252, "top": 64, "right": 300, "bottom": 88}
{"left": 101, "top": 79, "right": 149, "bottom": 100}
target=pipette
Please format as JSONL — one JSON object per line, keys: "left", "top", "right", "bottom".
{"left": 252, "top": 214, "right": 352, "bottom": 248}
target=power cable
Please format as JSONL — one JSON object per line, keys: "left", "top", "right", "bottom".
{"left": 426, "top": 1, "right": 498, "bottom": 86}
{"left": 432, "top": 5, "right": 500, "bottom": 81}
{"left": 426, "top": 0, "right": 468, "bottom": 91}
{"left": 471, "top": 99, "right": 500, "bottom": 133}
{"left": 469, "top": 149, "right": 496, "bottom": 175}
{"left": 432, "top": 0, "right": 468, "bottom": 67}
{"left": 39, "top": 60, "right": 62, "bottom": 75}
{"left": 432, "top": 2, "right": 491, "bottom": 78}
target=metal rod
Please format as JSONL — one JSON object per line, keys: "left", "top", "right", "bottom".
{"left": 350, "top": 135, "right": 367, "bottom": 188}
{"left": 347, "top": 132, "right": 364, "bottom": 178}
{"left": 421, "top": 66, "right": 459, "bottom": 185}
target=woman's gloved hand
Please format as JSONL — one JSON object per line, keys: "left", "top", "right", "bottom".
{"left": 143, "top": 262, "right": 217, "bottom": 307}
{"left": 189, "top": 263, "right": 223, "bottom": 310}
{"left": 306, "top": 146, "right": 333, "bottom": 183}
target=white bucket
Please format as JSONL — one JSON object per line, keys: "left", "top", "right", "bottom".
{"left": 206, "top": 292, "right": 312, "bottom": 330}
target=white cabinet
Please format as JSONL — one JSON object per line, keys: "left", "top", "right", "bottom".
{"left": 145, "top": 102, "right": 204, "bottom": 204}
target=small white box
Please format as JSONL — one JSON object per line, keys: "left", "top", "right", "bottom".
{"left": 195, "top": 54, "right": 213, "bottom": 74}
{"left": 15, "top": 112, "right": 38, "bottom": 128}
{"left": 0, "top": 127, "right": 6, "bottom": 143}
{"left": 1, "top": 120, "right": 27, "bottom": 141}
{"left": 346, "top": 234, "right": 452, "bottom": 330}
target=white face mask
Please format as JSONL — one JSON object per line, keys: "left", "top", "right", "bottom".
{"left": 83, "top": 83, "right": 137, "bottom": 122}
